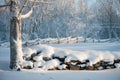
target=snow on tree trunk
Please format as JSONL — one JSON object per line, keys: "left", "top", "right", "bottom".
{"left": 10, "top": 0, "right": 23, "bottom": 69}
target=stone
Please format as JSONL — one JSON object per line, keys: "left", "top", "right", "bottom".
{"left": 114, "top": 59, "right": 120, "bottom": 63}
{"left": 86, "top": 66, "right": 95, "bottom": 70}
{"left": 69, "top": 64, "right": 80, "bottom": 70}
{"left": 43, "top": 57, "right": 51, "bottom": 61}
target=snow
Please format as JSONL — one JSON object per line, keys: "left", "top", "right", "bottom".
{"left": 58, "top": 64, "right": 67, "bottom": 70}
{"left": 79, "top": 64, "right": 86, "bottom": 67}
{"left": 88, "top": 51, "right": 115, "bottom": 66}
{"left": 0, "top": 43, "right": 120, "bottom": 80}
{"left": 23, "top": 47, "right": 36, "bottom": 59}
{"left": 21, "top": 61, "right": 33, "bottom": 68}
{"left": 49, "top": 43, "right": 120, "bottom": 51}
{"left": 113, "top": 52, "right": 120, "bottom": 59}
{"left": 0, "top": 69, "right": 120, "bottom": 80}
{"left": 31, "top": 45, "right": 54, "bottom": 58}
{"left": 0, "top": 42, "right": 10, "bottom": 47}
{"left": 65, "top": 51, "right": 89, "bottom": 62}
{"left": 33, "top": 61, "right": 45, "bottom": 68}
{"left": 42, "top": 59, "right": 60, "bottom": 70}
{"left": 115, "top": 63, "right": 120, "bottom": 68}
{"left": 21, "top": 9, "right": 33, "bottom": 19}
{"left": 33, "top": 55, "right": 43, "bottom": 62}
{"left": 22, "top": 44, "right": 120, "bottom": 68}
{"left": 53, "top": 49, "right": 69, "bottom": 58}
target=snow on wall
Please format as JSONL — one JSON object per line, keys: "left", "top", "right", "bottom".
{"left": 53, "top": 49, "right": 70, "bottom": 58}
{"left": 22, "top": 44, "right": 120, "bottom": 70}
{"left": 31, "top": 45, "right": 54, "bottom": 58}
{"left": 42, "top": 59, "right": 60, "bottom": 70}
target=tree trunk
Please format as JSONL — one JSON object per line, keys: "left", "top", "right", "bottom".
{"left": 10, "top": 0, "right": 23, "bottom": 69}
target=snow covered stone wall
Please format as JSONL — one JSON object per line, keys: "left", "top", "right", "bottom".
{"left": 21, "top": 44, "right": 120, "bottom": 70}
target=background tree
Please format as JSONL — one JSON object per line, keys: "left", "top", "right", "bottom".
{"left": 95, "top": 0, "right": 120, "bottom": 40}
{"left": 0, "top": 0, "right": 120, "bottom": 44}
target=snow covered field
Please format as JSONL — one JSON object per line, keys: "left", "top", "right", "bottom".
{"left": 0, "top": 43, "right": 120, "bottom": 80}
{"left": 0, "top": 69, "right": 120, "bottom": 80}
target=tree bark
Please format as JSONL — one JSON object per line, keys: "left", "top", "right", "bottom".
{"left": 9, "top": 0, "right": 23, "bottom": 69}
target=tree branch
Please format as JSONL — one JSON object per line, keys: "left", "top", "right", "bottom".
{"left": 99, "top": 0, "right": 112, "bottom": 16}
{"left": 19, "top": 0, "right": 29, "bottom": 15}
{"left": 20, "top": 8, "right": 33, "bottom": 19}
{"left": 19, "top": 0, "right": 51, "bottom": 19}
{"left": 19, "top": 0, "right": 35, "bottom": 19}
{"left": 30, "top": 0, "right": 52, "bottom": 4}
{"left": 0, "top": 5, "right": 9, "bottom": 8}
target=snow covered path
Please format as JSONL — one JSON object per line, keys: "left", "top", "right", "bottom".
{"left": 0, "top": 43, "right": 120, "bottom": 80}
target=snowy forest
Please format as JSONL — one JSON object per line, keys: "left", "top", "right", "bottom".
{"left": 0, "top": 0, "right": 120, "bottom": 42}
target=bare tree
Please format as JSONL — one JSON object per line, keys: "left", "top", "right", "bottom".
{"left": 97, "top": 0, "right": 119, "bottom": 40}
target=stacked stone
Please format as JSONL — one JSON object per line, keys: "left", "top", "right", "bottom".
{"left": 22, "top": 51, "right": 120, "bottom": 70}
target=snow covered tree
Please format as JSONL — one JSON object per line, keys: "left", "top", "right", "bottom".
{"left": 0, "top": 0, "right": 49, "bottom": 70}
{"left": 96, "top": 0, "right": 120, "bottom": 40}
{"left": 9, "top": 0, "right": 23, "bottom": 69}
{"left": 9, "top": 0, "right": 34, "bottom": 69}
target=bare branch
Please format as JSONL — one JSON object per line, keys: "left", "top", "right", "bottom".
{"left": 20, "top": 8, "right": 33, "bottom": 19}
{"left": 20, "top": 0, "right": 35, "bottom": 19}
{"left": 19, "top": 0, "right": 29, "bottom": 15}
{"left": 0, "top": 5, "right": 9, "bottom": 8}
{"left": 30, "top": 0, "right": 52, "bottom": 4}
{"left": 99, "top": 0, "right": 112, "bottom": 16}
{"left": 18, "top": 0, "right": 51, "bottom": 19}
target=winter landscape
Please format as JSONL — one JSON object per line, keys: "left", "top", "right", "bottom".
{"left": 0, "top": 42, "right": 120, "bottom": 80}
{"left": 0, "top": 0, "right": 120, "bottom": 80}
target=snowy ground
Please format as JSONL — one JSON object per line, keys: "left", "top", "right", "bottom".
{"left": 1, "top": 69, "right": 120, "bottom": 80}
{"left": 0, "top": 43, "right": 120, "bottom": 80}
{"left": 49, "top": 43, "right": 120, "bottom": 51}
